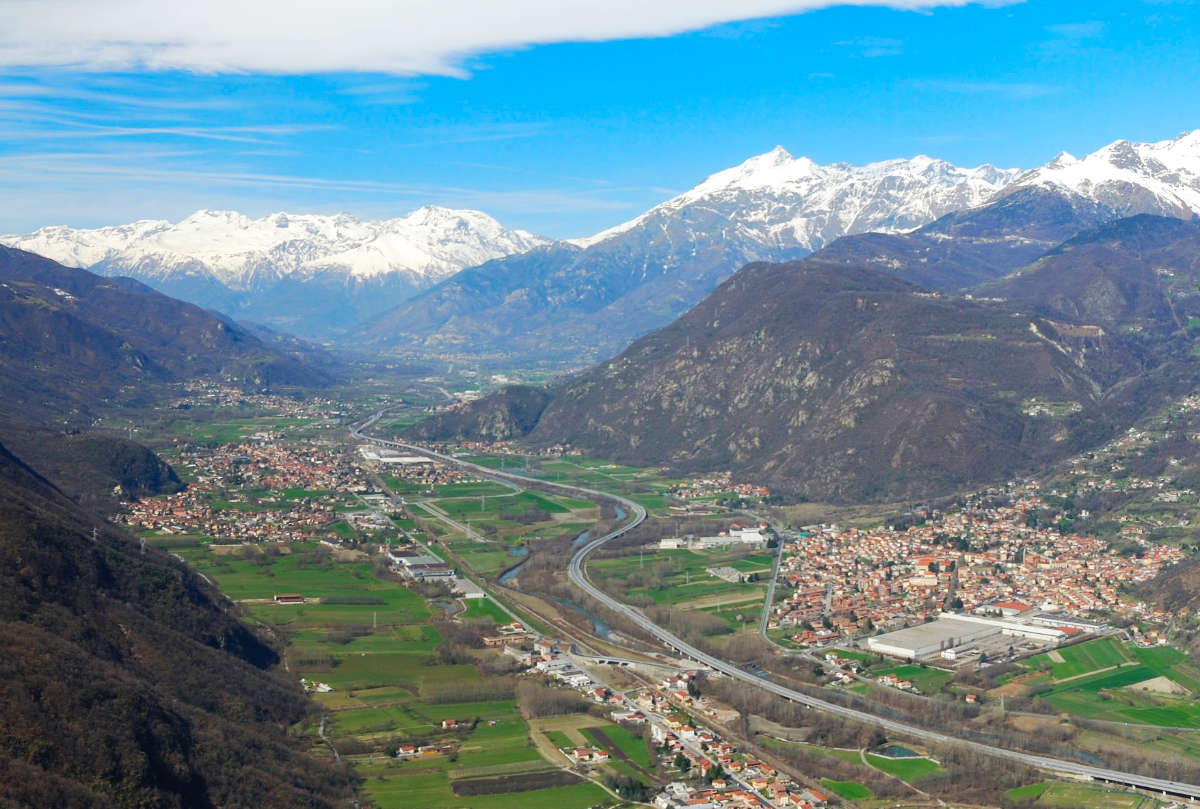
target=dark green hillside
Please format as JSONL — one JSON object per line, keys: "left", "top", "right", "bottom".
{"left": 0, "top": 440, "right": 352, "bottom": 808}
{"left": 405, "top": 384, "right": 553, "bottom": 443}
{"left": 411, "top": 254, "right": 1200, "bottom": 502}
{"left": 814, "top": 186, "right": 1116, "bottom": 290}
{"left": 986, "top": 214, "right": 1200, "bottom": 333}
{"left": 0, "top": 416, "right": 182, "bottom": 512}
{"left": 0, "top": 246, "right": 329, "bottom": 424}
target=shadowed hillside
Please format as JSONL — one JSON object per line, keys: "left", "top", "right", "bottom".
{"left": 0, "top": 439, "right": 354, "bottom": 808}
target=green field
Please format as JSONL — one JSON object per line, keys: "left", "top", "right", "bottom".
{"left": 874, "top": 664, "right": 953, "bottom": 694}
{"left": 165, "top": 414, "right": 319, "bottom": 444}
{"left": 363, "top": 771, "right": 611, "bottom": 809}
{"left": 628, "top": 579, "right": 765, "bottom": 606}
{"left": 864, "top": 753, "right": 941, "bottom": 781}
{"left": 587, "top": 724, "right": 652, "bottom": 768}
{"left": 462, "top": 597, "right": 513, "bottom": 624}
{"left": 1032, "top": 781, "right": 1163, "bottom": 808}
{"left": 1005, "top": 782, "right": 1049, "bottom": 802}
{"left": 820, "top": 779, "right": 873, "bottom": 800}
{"left": 1020, "top": 639, "right": 1200, "bottom": 727}
{"left": 543, "top": 730, "right": 573, "bottom": 751}
{"left": 1026, "top": 638, "right": 1133, "bottom": 679}
{"left": 592, "top": 546, "right": 770, "bottom": 609}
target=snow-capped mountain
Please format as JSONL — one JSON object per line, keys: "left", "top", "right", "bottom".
{"left": 362, "top": 149, "right": 1020, "bottom": 362}
{"left": 1, "top": 207, "right": 549, "bottom": 337}
{"left": 576, "top": 146, "right": 1020, "bottom": 251}
{"left": 1002, "top": 130, "right": 1200, "bottom": 218}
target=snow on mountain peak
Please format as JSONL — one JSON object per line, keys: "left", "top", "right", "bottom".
{"left": 1, "top": 207, "right": 551, "bottom": 288}
{"left": 1008, "top": 130, "right": 1200, "bottom": 217}
{"left": 575, "top": 148, "right": 1020, "bottom": 250}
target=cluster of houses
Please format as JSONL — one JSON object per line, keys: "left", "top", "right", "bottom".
{"left": 168, "top": 382, "right": 339, "bottom": 418}
{"left": 771, "top": 483, "right": 1185, "bottom": 649}
{"left": 119, "top": 438, "right": 372, "bottom": 543}
{"left": 667, "top": 472, "right": 771, "bottom": 501}
{"left": 635, "top": 673, "right": 836, "bottom": 809}
{"left": 654, "top": 781, "right": 829, "bottom": 809}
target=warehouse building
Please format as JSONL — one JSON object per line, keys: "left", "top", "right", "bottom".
{"left": 867, "top": 617, "right": 996, "bottom": 660}
{"left": 868, "top": 614, "right": 1065, "bottom": 660}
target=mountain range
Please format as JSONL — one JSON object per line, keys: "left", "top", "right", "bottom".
{"left": 355, "top": 151, "right": 1020, "bottom": 363}
{"left": 2, "top": 207, "right": 548, "bottom": 337}
{"left": 5, "top": 131, "right": 1200, "bottom": 367}
{"left": 407, "top": 214, "right": 1200, "bottom": 502}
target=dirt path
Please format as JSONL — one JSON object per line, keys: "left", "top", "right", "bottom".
{"left": 1054, "top": 660, "right": 1141, "bottom": 685}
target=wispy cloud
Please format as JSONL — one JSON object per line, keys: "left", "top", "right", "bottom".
{"left": 0, "top": 80, "right": 240, "bottom": 110}
{"left": 0, "top": 1, "right": 998, "bottom": 76}
{"left": 0, "top": 150, "right": 646, "bottom": 232}
{"left": 910, "top": 79, "right": 1063, "bottom": 100}
{"left": 336, "top": 79, "right": 426, "bottom": 106}
{"left": 834, "top": 36, "right": 903, "bottom": 57}
{"left": 0, "top": 116, "right": 334, "bottom": 145}
{"left": 392, "top": 122, "right": 549, "bottom": 148}
{"left": 1037, "top": 20, "right": 1105, "bottom": 57}
{"left": 1044, "top": 21, "right": 1105, "bottom": 40}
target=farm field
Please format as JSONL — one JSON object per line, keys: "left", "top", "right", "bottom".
{"left": 864, "top": 753, "right": 942, "bottom": 781}
{"left": 172, "top": 538, "right": 592, "bottom": 809}
{"left": 1020, "top": 640, "right": 1200, "bottom": 727}
{"left": 591, "top": 546, "right": 772, "bottom": 613}
{"left": 461, "top": 597, "right": 513, "bottom": 624}
{"left": 1025, "top": 637, "right": 1133, "bottom": 680}
{"left": 873, "top": 664, "right": 954, "bottom": 694}
{"left": 820, "top": 779, "right": 872, "bottom": 800}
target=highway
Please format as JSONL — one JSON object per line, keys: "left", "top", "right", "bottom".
{"left": 350, "top": 413, "right": 1200, "bottom": 801}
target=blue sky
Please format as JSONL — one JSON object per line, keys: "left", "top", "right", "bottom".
{"left": 0, "top": 0, "right": 1196, "bottom": 238}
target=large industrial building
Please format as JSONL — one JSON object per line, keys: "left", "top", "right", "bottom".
{"left": 867, "top": 614, "right": 1066, "bottom": 660}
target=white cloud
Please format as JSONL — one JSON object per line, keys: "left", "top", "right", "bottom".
{"left": 0, "top": 0, "right": 992, "bottom": 75}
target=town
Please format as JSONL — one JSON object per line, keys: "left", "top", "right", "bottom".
{"left": 774, "top": 483, "right": 1184, "bottom": 655}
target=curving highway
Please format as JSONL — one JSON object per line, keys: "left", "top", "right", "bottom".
{"left": 351, "top": 414, "right": 1200, "bottom": 800}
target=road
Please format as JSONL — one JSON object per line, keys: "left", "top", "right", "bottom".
{"left": 350, "top": 413, "right": 1200, "bottom": 801}
{"left": 758, "top": 533, "right": 786, "bottom": 638}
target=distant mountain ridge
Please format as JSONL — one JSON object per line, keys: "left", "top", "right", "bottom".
{"left": 576, "top": 146, "right": 1019, "bottom": 251}
{"left": 365, "top": 131, "right": 1200, "bottom": 365}
{"left": 406, "top": 214, "right": 1200, "bottom": 502}
{"left": 2, "top": 206, "right": 549, "bottom": 337}
{"left": 8, "top": 131, "right": 1200, "bottom": 363}
{"left": 359, "top": 150, "right": 1020, "bottom": 363}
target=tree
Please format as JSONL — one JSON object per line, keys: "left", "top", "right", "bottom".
{"left": 674, "top": 752, "right": 691, "bottom": 772}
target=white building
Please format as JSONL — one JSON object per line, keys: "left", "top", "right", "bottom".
{"left": 868, "top": 614, "right": 1065, "bottom": 660}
